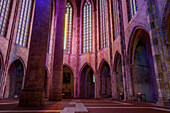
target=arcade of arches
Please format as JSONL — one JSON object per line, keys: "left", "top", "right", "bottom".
{"left": 0, "top": 0, "right": 169, "bottom": 107}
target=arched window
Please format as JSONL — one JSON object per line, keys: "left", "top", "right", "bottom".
{"left": 112, "top": 0, "right": 119, "bottom": 39}
{"left": 0, "top": 0, "right": 13, "bottom": 36}
{"left": 63, "top": 2, "right": 73, "bottom": 54}
{"left": 82, "top": 0, "right": 92, "bottom": 53}
{"left": 99, "top": 0, "right": 107, "bottom": 49}
{"left": 16, "top": 0, "right": 33, "bottom": 47}
{"left": 127, "top": 0, "right": 137, "bottom": 21}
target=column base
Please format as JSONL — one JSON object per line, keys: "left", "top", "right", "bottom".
{"left": 156, "top": 97, "right": 170, "bottom": 106}
{"left": 19, "top": 88, "right": 45, "bottom": 107}
{"left": 49, "top": 93, "right": 62, "bottom": 101}
{"left": 156, "top": 98, "right": 164, "bottom": 106}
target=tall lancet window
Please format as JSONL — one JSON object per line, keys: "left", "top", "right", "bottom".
{"left": 16, "top": 0, "right": 33, "bottom": 47}
{"left": 82, "top": 0, "right": 92, "bottom": 53}
{"left": 63, "top": 2, "right": 73, "bottom": 54}
{"left": 127, "top": 0, "right": 137, "bottom": 21}
{"left": 0, "top": 0, "right": 13, "bottom": 36}
{"left": 99, "top": 0, "right": 107, "bottom": 49}
{"left": 112, "top": 0, "right": 119, "bottom": 39}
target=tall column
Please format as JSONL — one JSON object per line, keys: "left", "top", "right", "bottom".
{"left": 126, "top": 64, "right": 134, "bottom": 101}
{"left": 95, "top": 72, "right": 100, "bottom": 98}
{"left": 49, "top": 0, "right": 66, "bottom": 101}
{"left": 19, "top": 0, "right": 52, "bottom": 106}
{"left": 145, "top": 0, "right": 170, "bottom": 105}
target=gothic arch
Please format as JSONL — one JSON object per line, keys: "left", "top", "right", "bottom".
{"left": 63, "top": 64, "right": 74, "bottom": 77}
{"left": 8, "top": 57, "right": 26, "bottom": 75}
{"left": 80, "top": 63, "right": 95, "bottom": 75}
{"left": 113, "top": 51, "right": 124, "bottom": 100}
{"left": 79, "top": 63, "right": 95, "bottom": 98}
{"left": 99, "top": 59, "right": 111, "bottom": 98}
{"left": 127, "top": 28, "right": 158, "bottom": 102}
{"left": 98, "top": 59, "right": 110, "bottom": 71}
{"left": 127, "top": 26, "right": 149, "bottom": 64}
{"left": 113, "top": 51, "right": 122, "bottom": 72}
{"left": 62, "top": 65, "right": 74, "bottom": 98}
{"left": 4, "top": 59, "right": 25, "bottom": 98}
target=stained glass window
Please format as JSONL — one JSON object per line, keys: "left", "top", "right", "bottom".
{"left": 63, "top": 2, "right": 73, "bottom": 54}
{"left": 99, "top": 0, "right": 107, "bottom": 49}
{"left": 127, "top": 0, "right": 137, "bottom": 21}
{"left": 0, "top": 0, "right": 12, "bottom": 36}
{"left": 112, "top": 0, "right": 119, "bottom": 39}
{"left": 16, "top": 0, "right": 33, "bottom": 47}
{"left": 82, "top": 0, "right": 92, "bottom": 53}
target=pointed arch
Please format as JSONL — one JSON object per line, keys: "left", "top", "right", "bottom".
{"left": 62, "top": 64, "right": 74, "bottom": 98}
{"left": 113, "top": 51, "right": 124, "bottom": 100}
{"left": 127, "top": 26, "right": 149, "bottom": 65}
{"left": 9, "top": 57, "right": 26, "bottom": 74}
{"left": 79, "top": 63, "right": 95, "bottom": 98}
{"left": 80, "top": 63, "right": 94, "bottom": 75}
{"left": 4, "top": 58, "right": 25, "bottom": 98}
{"left": 127, "top": 28, "right": 158, "bottom": 102}
{"left": 63, "top": 64, "right": 74, "bottom": 75}
{"left": 113, "top": 51, "right": 122, "bottom": 72}
{"left": 98, "top": 59, "right": 110, "bottom": 71}
{"left": 99, "top": 59, "right": 111, "bottom": 98}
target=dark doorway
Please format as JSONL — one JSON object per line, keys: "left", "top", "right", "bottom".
{"left": 100, "top": 61, "right": 111, "bottom": 98}
{"left": 80, "top": 65, "right": 95, "bottom": 98}
{"left": 4, "top": 59, "right": 24, "bottom": 98}
{"left": 62, "top": 66, "right": 74, "bottom": 99}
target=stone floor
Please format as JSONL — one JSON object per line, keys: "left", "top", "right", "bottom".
{"left": 0, "top": 99, "right": 169, "bottom": 113}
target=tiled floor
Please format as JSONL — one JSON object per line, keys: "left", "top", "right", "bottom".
{"left": 0, "top": 99, "right": 169, "bottom": 113}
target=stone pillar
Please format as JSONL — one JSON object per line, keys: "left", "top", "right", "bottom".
{"left": 145, "top": 0, "right": 169, "bottom": 105}
{"left": 19, "top": 0, "right": 52, "bottom": 106}
{"left": 111, "top": 71, "right": 119, "bottom": 100}
{"left": 95, "top": 72, "right": 100, "bottom": 98}
{"left": 126, "top": 64, "right": 134, "bottom": 101}
{"left": 162, "top": 43, "right": 170, "bottom": 85}
{"left": 74, "top": 76, "right": 77, "bottom": 98}
{"left": 49, "top": 0, "right": 66, "bottom": 101}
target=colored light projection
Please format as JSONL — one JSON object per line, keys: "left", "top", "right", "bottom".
{"left": 63, "top": 13, "right": 68, "bottom": 50}
{"left": 63, "top": 2, "right": 73, "bottom": 54}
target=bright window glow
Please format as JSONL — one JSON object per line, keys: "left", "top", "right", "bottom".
{"left": 93, "top": 74, "right": 95, "bottom": 83}
{"left": 82, "top": 0, "right": 92, "bottom": 53}
{"left": 16, "top": 0, "right": 32, "bottom": 47}
{"left": 99, "top": 0, "right": 107, "bottom": 49}
{"left": 0, "top": 0, "right": 12, "bottom": 36}
{"left": 129, "top": 0, "right": 137, "bottom": 19}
